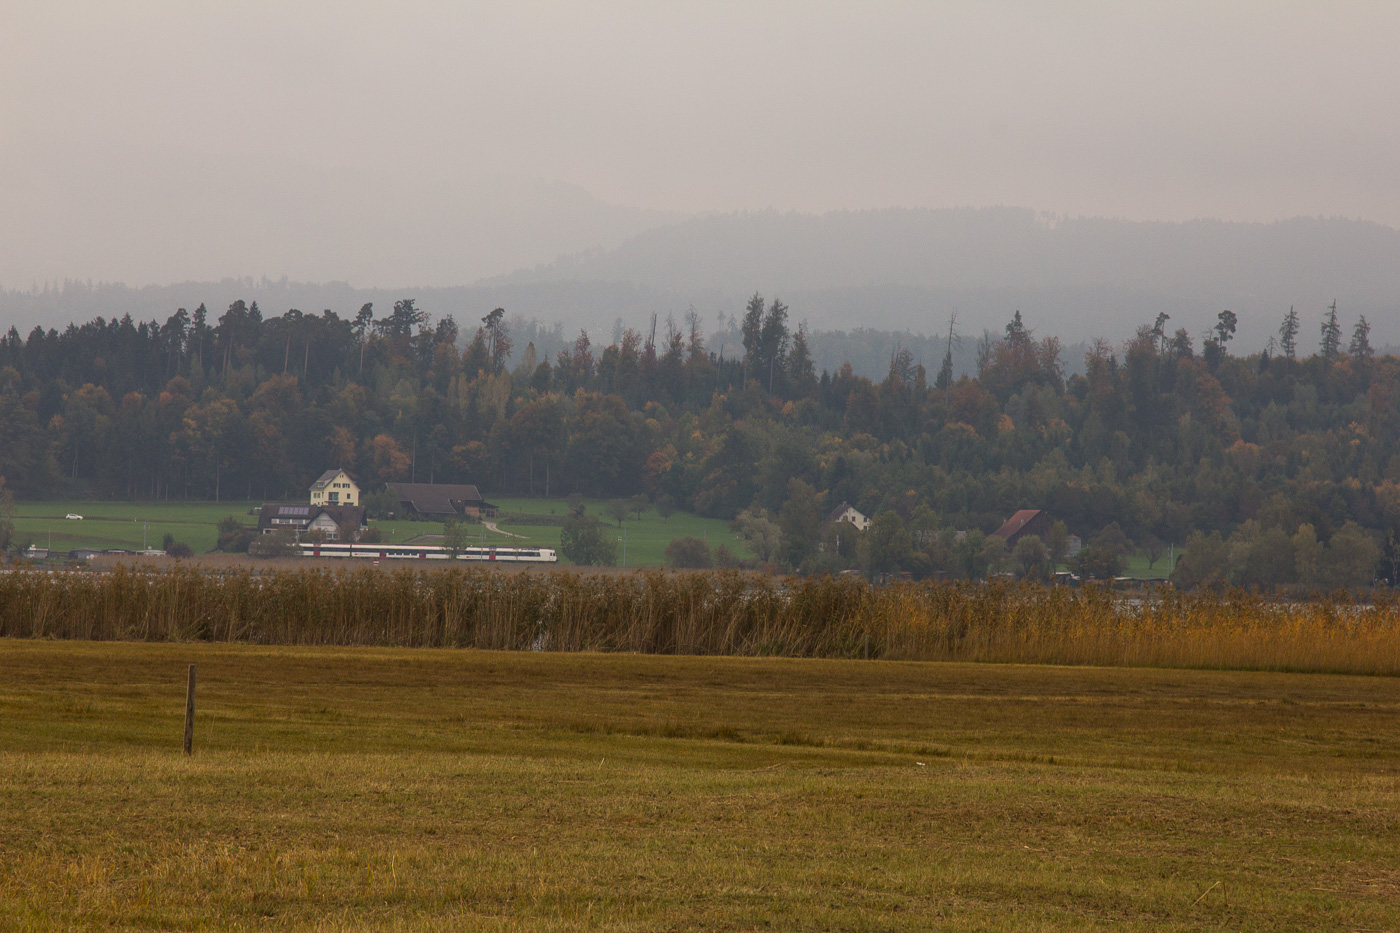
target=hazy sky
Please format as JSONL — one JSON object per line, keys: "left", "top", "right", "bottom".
{"left": 4, "top": 1, "right": 1399, "bottom": 288}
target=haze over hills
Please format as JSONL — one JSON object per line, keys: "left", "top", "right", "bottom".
{"left": 7, "top": 3, "right": 1400, "bottom": 367}
{"left": 3, "top": 206, "right": 1398, "bottom": 369}
{"left": 499, "top": 207, "right": 1400, "bottom": 348}
{"left": 0, "top": 156, "right": 679, "bottom": 298}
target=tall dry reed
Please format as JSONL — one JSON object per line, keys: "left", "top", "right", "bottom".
{"left": 2, "top": 566, "right": 1398, "bottom": 674}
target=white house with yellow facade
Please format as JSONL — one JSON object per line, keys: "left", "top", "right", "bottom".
{"left": 309, "top": 469, "right": 359, "bottom": 507}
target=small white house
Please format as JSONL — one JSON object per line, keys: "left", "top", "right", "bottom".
{"left": 825, "top": 502, "right": 871, "bottom": 532}
{"left": 310, "top": 469, "right": 359, "bottom": 507}
{"left": 305, "top": 510, "right": 347, "bottom": 540}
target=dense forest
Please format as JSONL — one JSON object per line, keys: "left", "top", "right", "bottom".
{"left": 1, "top": 296, "right": 1396, "bottom": 587}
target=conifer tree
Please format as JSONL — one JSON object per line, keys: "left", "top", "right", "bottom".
{"left": 740, "top": 293, "right": 765, "bottom": 379}
{"left": 1279, "top": 306, "right": 1299, "bottom": 359}
{"left": 1320, "top": 301, "right": 1342, "bottom": 360}
{"left": 935, "top": 312, "right": 957, "bottom": 398}
{"left": 1350, "top": 315, "right": 1372, "bottom": 360}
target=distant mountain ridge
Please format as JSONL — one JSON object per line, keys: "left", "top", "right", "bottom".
{"left": 503, "top": 207, "right": 1400, "bottom": 293}
{"left": 4, "top": 207, "right": 1398, "bottom": 352}
{"left": 497, "top": 207, "right": 1400, "bottom": 346}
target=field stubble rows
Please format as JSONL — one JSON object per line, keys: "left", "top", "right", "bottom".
{"left": 0, "top": 642, "right": 1397, "bottom": 931}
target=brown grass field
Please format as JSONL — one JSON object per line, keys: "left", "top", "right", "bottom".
{"left": 1, "top": 640, "right": 1397, "bottom": 931}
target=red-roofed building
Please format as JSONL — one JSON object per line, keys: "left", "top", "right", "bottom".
{"left": 990, "top": 509, "right": 1050, "bottom": 547}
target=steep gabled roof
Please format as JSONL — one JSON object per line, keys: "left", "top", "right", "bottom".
{"left": 315, "top": 505, "right": 366, "bottom": 529}
{"left": 991, "top": 509, "right": 1043, "bottom": 541}
{"left": 310, "top": 468, "right": 351, "bottom": 491}
{"left": 825, "top": 501, "right": 865, "bottom": 524}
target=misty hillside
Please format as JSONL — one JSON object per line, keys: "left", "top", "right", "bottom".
{"left": 0, "top": 277, "right": 991, "bottom": 383}
{"left": 498, "top": 208, "right": 1400, "bottom": 346}
{"left": 5, "top": 207, "right": 1398, "bottom": 365}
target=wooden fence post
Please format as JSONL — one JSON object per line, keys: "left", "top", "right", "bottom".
{"left": 183, "top": 663, "right": 197, "bottom": 755}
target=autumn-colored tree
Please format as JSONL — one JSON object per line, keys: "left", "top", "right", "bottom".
{"left": 369, "top": 434, "right": 411, "bottom": 482}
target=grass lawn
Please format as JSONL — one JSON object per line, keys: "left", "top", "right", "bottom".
{"left": 369, "top": 497, "right": 749, "bottom": 567}
{"left": 12, "top": 500, "right": 262, "bottom": 555}
{"left": 12, "top": 498, "right": 748, "bottom": 567}
{"left": 486, "top": 497, "right": 753, "bottom": 567}
{"left": 1052, "top": 550, "right": 1178, "bottom": 581}
{"left": 1, "top": 642, "right": 1396, "bottom": 931}
{"left": 1120, "top": 550, "right": 1176, "bottom": 580}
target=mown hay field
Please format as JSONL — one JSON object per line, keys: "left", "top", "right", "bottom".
{"left": 1, "top": 641, "right": 1397, "bottom": 932}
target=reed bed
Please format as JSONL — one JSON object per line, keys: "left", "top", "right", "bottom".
{"left": 2, "top": 566, "right": 1398, "bottom": 674}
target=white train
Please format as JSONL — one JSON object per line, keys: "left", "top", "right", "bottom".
{"left": 297, "top": 542, "right": 558, "bottom": 563}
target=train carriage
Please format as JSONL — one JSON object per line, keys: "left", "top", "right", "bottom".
{"left": 297, "top": 542, "right": 557, "bottom": 563}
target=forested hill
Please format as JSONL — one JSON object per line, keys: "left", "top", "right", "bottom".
{"left": 1, "top": 297, "right": 1397, "bottom": 587}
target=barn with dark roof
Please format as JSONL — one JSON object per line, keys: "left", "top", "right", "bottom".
{"left": 386, "top": 483, "right": 498, "bottom": 518}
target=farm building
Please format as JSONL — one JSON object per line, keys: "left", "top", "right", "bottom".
{"left": 386, "top": 483, "right": 499, "bottom": 518}
{"left": 257, "top": 504, "right": 367, "bottom": 541}
{"left": 991, "top": 509, "right": 1050, "bottom": 547}
{"left": 823, "top": 502, "right": 870, "bottom": 532}
{"left": 309, "top": 469, "right": 360, "bottom": 507}
{"left": 817, "top": 502, "right": 870, "bottom": 554}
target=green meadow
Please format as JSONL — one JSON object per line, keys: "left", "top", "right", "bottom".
{"left": 1, "top": 641, "right": 1397, "bottom": 931}
{"left": 11, "top": 500, "right": 255, "bottom": 555}
{"left": 486, "top": 497, "right": 752, "bottom": 566}
{"left": 11, "top": 498, "right": 750, "bottom": 566}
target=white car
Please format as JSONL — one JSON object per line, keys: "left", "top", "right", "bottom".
{"left": 65, "top": 513, "right": 83, "bottom": 520}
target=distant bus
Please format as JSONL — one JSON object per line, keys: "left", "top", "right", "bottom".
{"left": 296, "top": 542, "right": 557, "bottom": 563}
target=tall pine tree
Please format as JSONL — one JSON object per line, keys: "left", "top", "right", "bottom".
{"left": 1279, "top": 306, "right": 1299, "bottom": 359}
{"left": 1350, "top": 315, "right": 1373, "bottom": 360}
{"left": 1320, "top": 301, "right": 1342, "bottom": 360}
